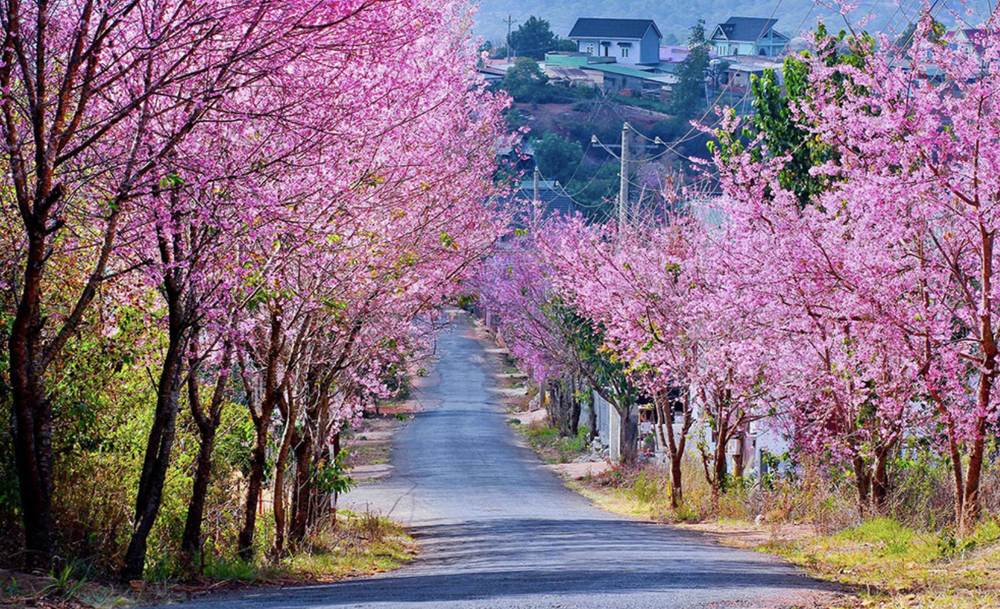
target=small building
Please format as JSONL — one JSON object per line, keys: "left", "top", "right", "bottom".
{"left": 568, "top": 18, "right": 662, "bottom": 66}
{"left": 710, "top": 17, "right": 789, "bottom": 57}
{"left": 546, "top": 52, "right": 677, "bottom": 98}
{"left": 719, "top": 55, "right": 785, "bottom": 94}
{"left": 498, "top": 175, "right": 578, "bottom": 229}
{"left": 544, "top": 64, "right": 604, "bottom": 88}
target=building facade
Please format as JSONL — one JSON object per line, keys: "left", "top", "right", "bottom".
{"left": 710, "top": 17, "right": 789, "bottom": 57}
{"left": 568, "top": 18, "right": 662, "bottom": 66}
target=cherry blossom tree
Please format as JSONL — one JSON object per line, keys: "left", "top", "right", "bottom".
{"left": 710, "top": 15, "right": 1000, "bottom": 524}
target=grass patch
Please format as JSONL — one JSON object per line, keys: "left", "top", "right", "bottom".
{"left": 762, "top": 518, "right": 1000, "bottom": 608}
{"left": 516, "top": 421, "right": 590, "bottom": 464}
{"left": 217, "top": 510, "right": 415, "bottom": 583}
{"left": 612, "top": 94, "right": 672, "bottom": 114}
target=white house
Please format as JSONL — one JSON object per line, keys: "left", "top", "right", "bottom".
{"left": 946, "top": 28, "right": 986, "bottom": 58}
{"left": 710, "top": 17, "right": 789, "bottom": 57}
{"left": 568, "top": 18, "right": 662, "bottom": 66}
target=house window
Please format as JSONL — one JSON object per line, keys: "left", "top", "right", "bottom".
{"left": 586, "top": 43, "right": 595, "bottom": 55}
{"left": 621, "top": 46, "right": 629, "bottom": 58}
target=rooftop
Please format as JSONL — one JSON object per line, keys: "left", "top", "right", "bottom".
{"left": 568, "top": 18, "right": 661, "bottom": 40}
{"left": 504, "top": 180, "right": 577, "bottom": 221}
{"left": 713, "top": 17, "right": 780, "bottom": 42}
{"left": 545, "top": 53, "right": 676, "bottom": 82}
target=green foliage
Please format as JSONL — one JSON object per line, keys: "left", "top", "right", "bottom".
{"left": 633, "top": 471, "right": 663, "bottom": 504}
{"left": 500, "top": 58, "right": 550, "bottom": 102}
{"left": 669, "top": 21, "right": 710, "bottom": 121}
{"left": 507, "top": 16, "right": 558, "bottom": 61}
{"left": 41, "top": 565, "right": 86, "bottom": 601}
{"left": 546, "top": 300, "right": 637, "bottom": 412}
{"left": 712, "top": 24, "right": 875, "bottom": 206}
{"left": 532, "top": 132, "right": 583, "bottom": 185}
{"left": 313, "top": 450, "right": 355, "bottom": 496}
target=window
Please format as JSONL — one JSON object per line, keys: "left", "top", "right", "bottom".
{"left": 621, "top": 46, "right": 629, "bottom": 58}
{"left": 585, "top": 43, "right": 594, "bottom": 55}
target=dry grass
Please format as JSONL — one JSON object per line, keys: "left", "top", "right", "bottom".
{"left": 0, "top": 510, "right": 415, "bottom": 609}
{"left": 571, "top": 458, "right": 1000, "bottom": 609}
{"left": 765, "top": 518, "right": 1000, "bottom": 608}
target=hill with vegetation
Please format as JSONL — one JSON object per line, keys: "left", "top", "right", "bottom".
{"left": 473, "top": 0, "right": 977, "bottom": 46}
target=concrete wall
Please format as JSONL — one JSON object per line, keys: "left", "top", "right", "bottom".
{"left": 640, "top": 28, "right": 660, "bottom": 64}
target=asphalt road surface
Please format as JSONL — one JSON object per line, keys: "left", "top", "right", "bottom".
{"left": 169, "top": 311, "right": 841, "bottom": 609}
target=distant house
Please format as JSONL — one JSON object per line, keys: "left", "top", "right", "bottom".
{"left": 720, "top": 56, "right": 785, "bottom": 93}
{"left": 947, "top": 28, "right": 986, "bottom": 58}
{"left": 499, "top": 176, "right": 578, "bottom": 233}
{"left": 710, "top": 17, "right": 789, "bottom": 57}
{"left": 544, "top": 64, "right": 604, "bottom": 88}
{"left": 568, "top": 18, "right": 662, "bottom": 66}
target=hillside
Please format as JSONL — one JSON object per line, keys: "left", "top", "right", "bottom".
{"left": 473, "top": 0, "right": 983, "bottom": 46}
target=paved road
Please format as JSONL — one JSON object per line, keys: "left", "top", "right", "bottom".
{"left": 174, "top": 311, "right": 840, "bottom": 609}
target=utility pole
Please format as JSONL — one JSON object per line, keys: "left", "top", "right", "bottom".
{"left": 533, "top": 165, "right": 540, "bottom": 202}
{"left": 619, "top": 122, "right": 630, "bottom": 226}
{"left": 504, "top": 15, "right": 517, "bottom": 63}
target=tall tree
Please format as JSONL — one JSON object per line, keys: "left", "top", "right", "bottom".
{"left": 508, "top": 16, "right": 558, "bottom": 61}
{"left": 533, "top": 133, "right": 583, "bottom": 186}
{"left": 669, "top": 20, "right": 710, "bottom": 121}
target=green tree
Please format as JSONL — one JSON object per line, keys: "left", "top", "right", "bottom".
{"left": 669, "top": 20, "right": 709, "bottom": 121}
{"left": 500, "top": 57, "right": 550, "bottom": 102}
{"left": 533, "top": 132, "right": 582, "bottom": 185}
{"left": 556, "top": 39, "right": 578, "bottom": 52}
{"left": 567, "top": 162, "right": 620, "bottom": 220}
{"left": 508, "top": 16, "right": 558, "bottom": 61}
{"left": 711, "top": 25, "right": 874, "bottom": 205}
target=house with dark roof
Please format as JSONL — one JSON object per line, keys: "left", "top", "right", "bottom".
{"left": 710, "top": 17, "right": 789, "bottom": 57}
{"left": 568, "top": 18, "right": 662, "bottom": 66}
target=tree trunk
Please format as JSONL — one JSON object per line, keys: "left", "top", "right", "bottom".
{"left": 871, "top": 447, "right": 892, "bottom": 509}
{"left": 618, "top": 403, "right": 639, "bottom": 465}
{"left": 568, "top": 378, "right": 582, "bottom": 437}
{"left": 713, "top": 432, "right": 728, "bottom": 493}
{"left": 181, "top": 424, "right": 216, "bottom": 556}
{"left": 290, "top": 426, "right": 314, "bottom": 545}
{"left": 963, "top": 227, "right": 996, "bottom": 529}
{"left": 122, "top": 333, "right": 186, "bottom": 581}
{"left": 238, "top": 416, "right": 270, "bottom": 562}
{"left": 9, "top": 228, "right": 55, "bottom": 573}
{"left": 237, "top": 309, "right": 288, "bottom": 561}
{"left": 272, "top": 393, "right": 296, "bottom": 557}
{"left": 181, "top": 338, "right": 232, "bottom": 558}
{"left": 658, "top": 390, "right": 692, "bottom": 509}
{"left": 962, "top": 415, "right": 989, "bottom": 529}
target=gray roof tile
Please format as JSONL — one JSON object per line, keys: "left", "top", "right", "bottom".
{"left": 569, "top": 18, "right": 661, "bottom": 40}
{"left": 714, "top": 17, "right": 779, "bottom": 42}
